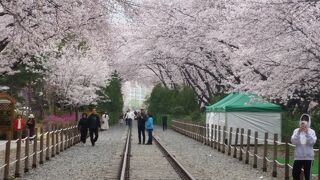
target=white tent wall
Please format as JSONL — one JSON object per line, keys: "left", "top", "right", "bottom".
{"left": 206, "top": 112, "right": 226, "bottom": 136}
{"left": 206, "top": 112, "right": 281, "bottom": 144}
{"left": 227, "top": 112, "right": 281, "bottom": 144}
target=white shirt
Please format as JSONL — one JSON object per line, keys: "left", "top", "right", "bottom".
{"left": 17, "top": 118, "right": 22, "bottom": 129}
{"left": 126, "top": 111, "right": 135, "bottom": 119}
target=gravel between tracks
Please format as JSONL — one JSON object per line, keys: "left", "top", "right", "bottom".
{"left": 155, "top": 126, "right": 279, "bottom": 180}
{"left": 18, "top": 125, "right": 127, "bottom": 180}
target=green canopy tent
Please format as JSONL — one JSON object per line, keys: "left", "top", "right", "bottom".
{"left": 206, "top": 93, "right": 282, "bottom": 143}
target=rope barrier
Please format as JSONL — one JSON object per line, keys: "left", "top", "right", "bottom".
{"left": 9, "top": 160, "right": 18, "bottom": 165}
{"left": 248, "top": 151, "right": 254, "bottom": 157}
{"left": 255, "top": 154, "right": 263, "bottom": 160}
{"left": 265, "top": 157, "right": 273, "bottom": 163}
{"left": 266, "top": 139, "right": 275, "bottom": 143}
{"left": 30, "top": 135, "right": 36, "bottom": 139}
{"left": 0, "top": 141, "right": 8, "bottom": 146}
{"left": 275, "top": 160, "right": 285, "bottom": 167}
{"left": 20, "top": 156, "right": 28, "bottom": 161}
{"left": 0, "top": 164, "right": 7, "bottom": 169}
{"left": 276, "top": 141, "right": 285, "bottom": 145}
{"left": 288, "top": 143, "right": 296, "bottom": 148}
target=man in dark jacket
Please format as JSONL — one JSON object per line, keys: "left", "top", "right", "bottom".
{"left": 136, "top": 109, "right": 147, "bottom": 144}
{"left": 88, "top": 109, "right": 100, "bottom": 146}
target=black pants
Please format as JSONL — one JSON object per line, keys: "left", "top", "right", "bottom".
{"left": 89, "top": 128, "right": 99, "bottom": 145}
{"left": 292, "top": 160, "right": 312, "bottom": 180}
{"left": 80, "top": 128, "right": 88, "bottom": 143}
{"left": 138, "top": 127, "right": 145, "bottom": 144}
{"left": 163, "top": 122, "right": 167, "bottom": 131}
{"left": 147, "top": 129, "right": 153, "bottom": 144}
{"left": 128, "top": 118, "right": 132, "bottom": 128}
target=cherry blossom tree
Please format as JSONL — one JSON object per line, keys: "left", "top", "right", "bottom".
{"left": 116, "top": 0, "right": 320, "bottom": 107}
{"left": 0, "top": 0, "right": 132, "bottom": 106}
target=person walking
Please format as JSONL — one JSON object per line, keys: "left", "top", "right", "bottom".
{"left": 124, "top": 110, "right": 129, "bottom": 125}
{"left": 88, "top": 109, "right": 100, "bottom": 146}
{"left": 291, "top": 114, "right": 317, "bottom": 180}
{"left": 27, "top": 114, "right": 36, "bottom": 143}
{"left": 119, "top": 113, "right": 124, "bottom": 124}
{"left": 125, "top": 109, "right": 135, "bottom": 129}
{"left": 78, "top": 113, "right": 88, "bottom": 146}
{"left": 162, "top": 115, "right": 167, "bottom": 131}
{"left": 136, "top": 109, "right": 147, "bottom": 144}
{"left": 146, "top": 113, "right": 154, "bottom": 145}
{"left": 101, "top": 112, "right": 109, "bottom": 131}
{"left": 13, "top": 114, "right": 25, "bottom": 132}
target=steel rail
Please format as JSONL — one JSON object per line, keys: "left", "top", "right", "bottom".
{"left": 153, "top": 135, "right": 196, "bottom": 180}
{"left": 119, "top": 128, "right": 131, "bottom": 180}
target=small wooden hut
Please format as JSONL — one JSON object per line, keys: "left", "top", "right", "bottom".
{"left": 0, "top": 93, "right": 16, "bottom": 139}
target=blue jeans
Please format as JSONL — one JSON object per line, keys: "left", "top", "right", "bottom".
{"left": 147, "top": 129, "right": 153, "bottom": 144}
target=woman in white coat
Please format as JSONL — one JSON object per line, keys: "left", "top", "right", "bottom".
{"left": 101, "top": 112, "right": 109, "bottom": 131}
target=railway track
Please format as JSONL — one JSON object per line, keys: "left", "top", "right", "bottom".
{"left": 118, "top": 125, "right": 195, "bottom": 180}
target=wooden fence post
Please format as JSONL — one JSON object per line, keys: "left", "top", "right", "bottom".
{"left": 198, "top": 124, "right": 200, "bottom": 142}
{"left": 228, "top": 127, "right": 233, "bottom": 156}
{"left": 272, "top": 134, "right": 278, "bottom": 177}
{"left": 203, "top": 125, "right": 206, "bottom": 144}
{"left": 211, "top": 124, "right": 214, "bottom": 147}
{"left": 201, "top": 125, "right": 204, "bottom": 144}
{"left": 239, "top": 128, "right": 244, "bottom": 161}
{"left": 51, "top": 129, "right": 55, "bottom": 157}
{"left": 46, "top": 131, "right": 50, "bottom": 160}
{"left": 56, "top": 130, "right": 59, "bottom": 154}
{"left": 64, "top": 128, "right": 68, "bottom": 150}
{"left": 262, "top": 132, "right": 268, "bottom": 172}
{"left": 60, "top": 129, "right": 64, "bottom": 152}
{"left": 4, "top": 131, "right": 11, "bottom": 180}
{"left": 214, "top": 125, "right": 217, "bottom": 149}
{"left": 245, "top": 129, "right": 251, "bottom": 164}
{"left": 285, "top": 139, "right": 289, "bottom": 180}
{"left": 253, "top": 131, "right": 258, "bottom": 168}
{"left": 218, "top": 126, "right": 221, "bottom": 152}
{"left": 39, "top": 128, "right": 44, "bottom": 164}
{"left": 24, "top": 130, "right": 30, "bottom": 173}
{"left": 15, "top": 131, "right": 22, "bottom": 177}
{"left": 67, "top": 127, "right": 70, "bottom": 148}
{"left": 206, "top": 124, "right": 209, "bottom": 145}
{"left": 222, "top": 126, "right": 226, "bottom": 153}
{"left": 32, "top": 128, "right": 38, "bottom": 168}
{"left": 233, "top": 128, "right": 239, "bottom": 158}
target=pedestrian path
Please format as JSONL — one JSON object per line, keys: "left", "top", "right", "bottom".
{"left": 19, "top": 125, "right": 127, "bottom": 180}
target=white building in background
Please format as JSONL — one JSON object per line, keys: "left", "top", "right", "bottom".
{"left": 123, "top": 81, "right": 152, "bottom": 111}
